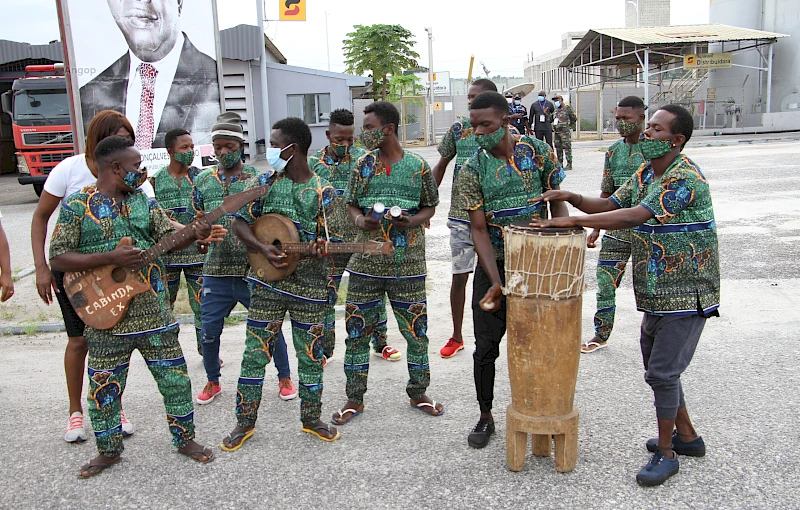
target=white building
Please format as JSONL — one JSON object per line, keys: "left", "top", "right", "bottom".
{"left": 625, "top": 0, "right": 670, "bottom": 28}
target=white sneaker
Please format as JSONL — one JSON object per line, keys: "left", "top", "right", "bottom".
{"left": 120, "top": 411, "right": 135, "bottom": 436}
{"left": 64, "top": 412, "right": 87, "bottom": 443}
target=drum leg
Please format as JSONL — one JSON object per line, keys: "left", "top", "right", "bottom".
{"left": 553, "top": 416, "right": 579, "bottom": 473}
{"left": 506, "top": 430, "right": 528, "bottom": 472}
{"left": 531, "top": 434, "right": 551, "bottom": 457}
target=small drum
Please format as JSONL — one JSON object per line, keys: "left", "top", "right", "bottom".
{"left": 503, "top": 224, "right": 587, "bottom": 473}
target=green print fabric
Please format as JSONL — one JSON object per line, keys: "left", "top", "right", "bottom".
{"left": 346, "top": 149, "right": 439, "bottom": 278}
{"left": 49, "top": 186, "right": 177, "bottom": 336}
{"left": 192, "top": 164, "right": 260, "bottom": 277}
{"left": 601, "top": 138, "right": 646, "bottom": 194}
{"left": 610, "top": 155, "right": 720, "bottom": 316}
{"left": 437, "top": 118, "right": 481, "bottom": 222}
{"left": 149, "top": 165, "right": 204, "bottom": 266}
{"left": 455, "top": 135, "right": 566, "bottom": 261}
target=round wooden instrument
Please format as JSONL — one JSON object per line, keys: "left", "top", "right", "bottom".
{"left": 248, "top": 213, "right": 300, "bottom": 282}
{"left": 503, "top": 224, "right": 587, "bottom": 473}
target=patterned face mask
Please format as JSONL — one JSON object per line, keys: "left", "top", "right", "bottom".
{"left": 123, "top": 169, "right": 147, "bottom": 189}
{"left": 331, "top": 142, "right": 350, "bottom": 158}
{"left": 475, "top": 125, "right": 506, "bottom": 151}
{"left": 360, "top": 127, "right": 385, "bottom": 151}
{"left": 640, "top": 136, "right": 673, "bottom": 159}
{"left": 617, "top": 119, "right": 642, "bottom": 136}
{"left": 173, "top": 150, "right": 195, "bottom": 166}
{"left": 218, "top": 149, "right": 242, "bottom": 169}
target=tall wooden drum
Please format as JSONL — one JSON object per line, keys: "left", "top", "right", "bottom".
{"left": 503, "top": 224, "right": 586, "bottom": 473}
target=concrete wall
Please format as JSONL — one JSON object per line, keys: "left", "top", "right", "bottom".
{"left": 625, "top": 0, "right": 670, "bottom": 27}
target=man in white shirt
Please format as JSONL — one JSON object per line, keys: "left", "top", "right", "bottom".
{"left": 79, "top": 0, "right": 220, "bottom": 149}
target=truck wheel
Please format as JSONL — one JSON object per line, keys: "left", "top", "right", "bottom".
{"left": 33, "top": 183, "right": 44, "bottom": 197}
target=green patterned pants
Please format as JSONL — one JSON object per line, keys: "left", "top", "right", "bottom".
{"left": 237, "top": 284, "right": 327, "bottom": 427}
{"left": 594, "top": 229, "right": 632, "bottom": 342}
{"left": 166, "top": 264, "right": 203, "bottom": 354}
{"left": 344, "top": 275, "right": 430, "bottom": 404}
{"left": 554, "top": 128, "right": 573, "bottom": 165}
{"left": 324, "top": 274, "right": 389, "bottom": 358}
{"left": 85, "top": 327, "right": 195, "bottom": 457}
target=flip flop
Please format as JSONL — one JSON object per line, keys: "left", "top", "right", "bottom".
{"left": 331, "top": 407, "right": 363, "bottom": 425}
{"left": 178, "top": 444, "right": 215, "bottom": 463}
{"left": 302, "top": 423, "right": 341, "bottom": 442}
{"left": 581, "top": 341, "right": 608, "bottom": 354}
{"left": 220, "top": 429, "right": 255, "bottom": 452}
{"left": 78, "top": 455, "right": 121, "bottom": 479}
{"left": 411, "top": 400, "right": 445, "bottom": 416}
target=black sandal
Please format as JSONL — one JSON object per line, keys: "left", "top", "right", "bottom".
{"left": 78, "top": 455, "right": 121, "bottom": 479}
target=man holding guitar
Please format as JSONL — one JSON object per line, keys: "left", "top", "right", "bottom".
{"left": 49, "top": 136, "right": 215, "bottom": 478}
{"left": 222, "top": 117, "right": 341, "bottom": 447}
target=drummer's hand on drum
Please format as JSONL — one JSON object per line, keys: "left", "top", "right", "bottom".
{"left": 528, "top": 216, "right": 577, "bottom": 229}
{"left": 587, "top": 229, "right": 601, "bottom": 248}
{"left": 262, "top": 244, "right": 289, "bottom": 269}
{"left": 307, "top": 239, "right": 327, "bottom": 259}
{"left": 532, "top": 190, "right": 576, "bottom": 204}
{"left": 479, "top": 283, "right": 503, "bottom": 312}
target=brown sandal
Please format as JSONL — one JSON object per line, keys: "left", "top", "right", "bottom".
{"left": 78, "top": 455, "right": 121, "bottom": 479}
{"left": 179, "top": 444, "right": 214, "bottom": 463}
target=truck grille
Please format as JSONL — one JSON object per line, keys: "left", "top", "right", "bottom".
{"left": 22, "top": 131, "right": 73, "bottom": 145}
{"left": 40, "top": 153, "right": 70, "bottom": 164}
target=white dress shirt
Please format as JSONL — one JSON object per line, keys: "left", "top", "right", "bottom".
{"left": 125, "top": 34, "right": 184, "bottom": 147}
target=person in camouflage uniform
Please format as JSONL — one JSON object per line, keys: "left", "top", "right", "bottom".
{"left": 308, "top": 109, "right": 400, "bottom": 363}
{"left": 192, "top": 112, "right": 294, "bottom": 406}
{"left": 583, "top": 96, "right": 646, "bottom": 354}
{"left": 531, "top": 104, "right": 719, "bottom": 487}
{"left": 454, "top": 91, "right": 568, "bottom": 449}
{"left": 552, "top": 95, "right": 577, "bottom": 170}
{"left": 49, "top": 136, "right": 214, "bottom": 478}
{"left": 331, "top": 101, "right": 445, "bottom": 426}
{"left": 431, "top": 78, "right": 498, "bottom": 359}
{"left": 221, "top": 117, "right": 341, "bottom": 448}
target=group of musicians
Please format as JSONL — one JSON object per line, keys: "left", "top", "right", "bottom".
{"left": 1, "top": 83, "right": 719, "bottom": 486}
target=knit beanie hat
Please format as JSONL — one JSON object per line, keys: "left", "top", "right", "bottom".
{"left": 211, "top": 112, "right": 245, "bottom": 142}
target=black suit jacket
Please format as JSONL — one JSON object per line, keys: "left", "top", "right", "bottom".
{"left": 529, "top": 100, "right": 555, "bottom": 133}
{"left": 79, "top": 34, "right": 221, "bottom": 148}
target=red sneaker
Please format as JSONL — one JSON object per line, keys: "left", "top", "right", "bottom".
{"left": 440, "top": 338, "right": 464, "bottom": 358}
{"left": 279, "top": 377, "right": 297, "bottom": 401}
{"left": 196, "top": 381, "right": 221, "bottom": 405}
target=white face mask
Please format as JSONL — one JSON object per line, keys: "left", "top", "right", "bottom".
{"left": 266, "top": 144, "right": 294, "bottom": 172}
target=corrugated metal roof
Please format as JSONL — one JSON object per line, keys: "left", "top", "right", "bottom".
{"left": 219, "top": 24, "right": 287, "bottom": 64}
{"left": 560, "top": 24, "right": 788, "bottom": 69}
{"left": 0, "top": 39, "right": 63, "bottom": 66}
{"left": 590, "top": 24, "right": 788, "bottom": 45}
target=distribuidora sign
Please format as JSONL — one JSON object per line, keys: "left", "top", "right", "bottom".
{"left": 684, "top": 53, "right": 733, "bottom": 69}
{"left": 414, "top": 72, "right": 451, "bottom": 96}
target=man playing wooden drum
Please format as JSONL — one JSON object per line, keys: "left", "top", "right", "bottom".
{"left": 531, "top": 104, "right": 719, "bottom": 487}
{"left": 454, "top": 90, "right": 568, "bottom": 449}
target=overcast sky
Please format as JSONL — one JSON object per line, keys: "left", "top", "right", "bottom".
{"left": 6, "top": 0, "right": 709, "bottom": 78}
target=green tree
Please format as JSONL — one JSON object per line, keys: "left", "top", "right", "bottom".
{"left": 343, "top": 24, "right": 420, "bottom": 101}
{"left": 387, "top": 74, "right": 422, "bottom": 101}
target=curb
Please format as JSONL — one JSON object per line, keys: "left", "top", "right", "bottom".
{"left": 0, "top": 305, "right": 346, "bottom": 336}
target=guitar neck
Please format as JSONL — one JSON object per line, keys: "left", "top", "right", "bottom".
{"left": 280, "top": 242, "right": 378, "bottom": 254}
{"left": 138, "top": 184, "right": 270, "bottom": 268}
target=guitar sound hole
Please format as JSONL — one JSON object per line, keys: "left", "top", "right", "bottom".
{"left": 111, "top": 267, "right": 128, "bottom": 283}
{"left": 272, "top": 240, "right": 282, "bottom": 249}
{"left": 71, "top": 291, "right": 88, "bottom": 308}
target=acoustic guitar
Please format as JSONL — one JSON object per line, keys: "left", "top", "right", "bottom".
{"left": 247, "top": 213, "right": 394, "bottom": 282}
{"left": 63, "top": 184, "right": 270, "bottom": 330}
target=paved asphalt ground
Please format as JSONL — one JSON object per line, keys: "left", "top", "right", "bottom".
{"left": 0, "top": 133, "right": 799, "bottom": 509}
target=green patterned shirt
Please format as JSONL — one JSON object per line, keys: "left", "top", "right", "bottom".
{"left": 192, "top": 164, "right": 260, "bottom": 277}
{"left": 601, "top": 138, "right": 646, "bottom": 194}
{"left": 150, "top": 165, "right": 203, "bottom": 266}
{"left": 437, "top": 118, "right": 480, "bottom": 222}
{"left": 346, "top": 150, "right": 439, "bottom": 278}
{"left": 49, "top": 185, "right": 177, "bottom": 336}
{"left": 237, "top": 171, "right": 337, "bottom": 303}
{"left": 456, "top": 135, "right": 565, "bottom": 261}
{"left": 610, "top": 155, "right": 720, "bottom": 316}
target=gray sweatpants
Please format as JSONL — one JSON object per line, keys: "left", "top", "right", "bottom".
{"left": 640, "top": 313, "right": 706, "bottom": 419}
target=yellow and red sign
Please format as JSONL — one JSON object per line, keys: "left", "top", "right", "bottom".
{"left": 279, "top": 0, "right": 306, "bottom": 21}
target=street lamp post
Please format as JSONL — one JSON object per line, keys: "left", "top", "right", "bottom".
{"left": 425, "top": 27, "right": 435, "bottom": 146}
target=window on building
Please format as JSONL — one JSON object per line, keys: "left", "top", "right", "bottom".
{"left": 287, "top": 93, "right": 331, "bottom": 125}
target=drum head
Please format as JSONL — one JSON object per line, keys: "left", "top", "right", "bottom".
{"left": 509, "top": 221, "right": 584, "bottom": 235}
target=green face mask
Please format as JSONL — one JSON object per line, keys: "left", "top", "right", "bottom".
{"left": 331, "top": 142, "right": 349, "bottom": 158}
{"left": 616, "top": 119, "right": 642, "bottom": 137}
{"left": 360, "top": 127, "right": 385, "bottom": 151}
{"left": 173, "top": 150, "right": 195, "bottom": 166}
{"left": 640, "top": 137, "right": 673, "bottom": 160}
{"left": 218, "top": 149, "right": 242, "bottom": 169}
{"left": 475, "top": 126, "right": 506, "bottom": 151}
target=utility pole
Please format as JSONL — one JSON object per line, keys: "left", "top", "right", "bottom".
{"left": 425, "top": 27, "right": 435, "bottom": 145}
{"left": 257, "top": 0, "right": 270, "bottom": 154}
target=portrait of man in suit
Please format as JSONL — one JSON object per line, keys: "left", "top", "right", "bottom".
{"left": 79, "top": 0, "right": 221, "bottom": 150}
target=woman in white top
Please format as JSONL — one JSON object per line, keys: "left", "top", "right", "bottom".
{"left": 31, "top": 110, "right": 152, "bottom": 443}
